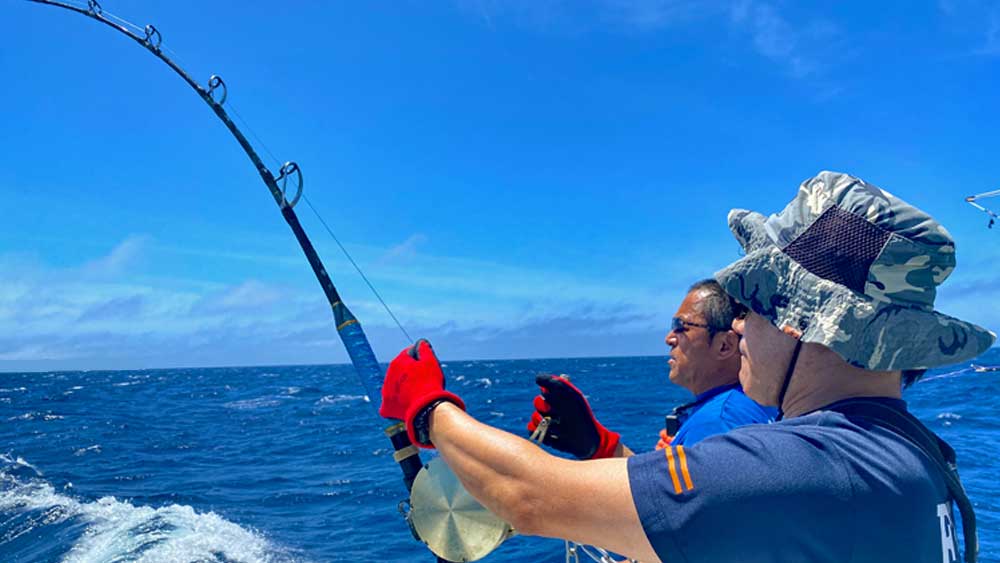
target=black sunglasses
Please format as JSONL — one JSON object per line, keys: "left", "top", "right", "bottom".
{"left": 670, "top": 317, "right": 713, "bottom": 334}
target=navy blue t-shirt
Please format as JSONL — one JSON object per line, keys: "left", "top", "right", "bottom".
{"left": 628, "top": 398, "right": 961, "bottom": 563}
{"left": 671, "top": 384, "right": 777, "bottom": 446}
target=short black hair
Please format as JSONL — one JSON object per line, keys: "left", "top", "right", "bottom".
{"left": 688, "top": 278, "right": 747, "bottom": 337}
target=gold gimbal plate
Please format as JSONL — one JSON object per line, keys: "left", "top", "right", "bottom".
{"left": 409, "top": 457, "right": 514, "bottom": 562}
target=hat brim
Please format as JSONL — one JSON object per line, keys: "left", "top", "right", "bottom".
{"left": 716, "top": 209, "right": 996, "bottom": 371}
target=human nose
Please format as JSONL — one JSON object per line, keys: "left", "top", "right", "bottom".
{"left": 731, "top": 316, "right": 745, "bottom": 336}
{"left": 665, "top": 330, "right": 678, "bottom": 347}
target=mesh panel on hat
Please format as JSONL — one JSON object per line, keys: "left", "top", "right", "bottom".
{"left": 783, "top": 206, "right": 891, "bottom": 293}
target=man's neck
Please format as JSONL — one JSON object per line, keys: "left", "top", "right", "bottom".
{"left": 781, "top": 344, "right": 902, "bottom": 418}
{"left": 690, "top": 374, "right": 740, "bottom": 396}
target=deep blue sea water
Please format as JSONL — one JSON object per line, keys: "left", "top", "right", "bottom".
{"left": 0, "top": 350, "right": 998, "bottom": 562}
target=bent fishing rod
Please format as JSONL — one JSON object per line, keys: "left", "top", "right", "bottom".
{"left": 29, "top": 1, "right": 450, "bottom": 560}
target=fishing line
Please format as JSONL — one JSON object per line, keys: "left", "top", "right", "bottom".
{"left": 227, "top": 99, "right": 413, "bottom": 345}
{"left": 29, "top": 0, "right": 420, "bottom": 464}
{"left": 30, "top": 4, "right": 460, "bottom": 560}
{"left": 302, "top": 194, "right": 415, "bottom": 345}
{"left": 227, "top": 102, "right": 283, "bottom": 170}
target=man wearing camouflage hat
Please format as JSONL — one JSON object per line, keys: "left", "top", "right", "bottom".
{"left": 379, "top": 171, "right": 992, "bottom": 563}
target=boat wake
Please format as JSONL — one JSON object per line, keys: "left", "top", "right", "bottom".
{"left": 0, "top": 454, "right": 304, "bottom": 563}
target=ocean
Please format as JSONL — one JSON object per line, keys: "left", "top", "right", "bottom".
{"left": 1, "top": 350, "right": 997, "bottom": 562}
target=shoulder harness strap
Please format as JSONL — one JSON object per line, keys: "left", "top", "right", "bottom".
{"left": 827, "top": 399, "right": 977, "bottom": 563}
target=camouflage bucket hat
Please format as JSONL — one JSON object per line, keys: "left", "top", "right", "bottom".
{"left": 715, "top": 171, "right": 995, "bottom": 371}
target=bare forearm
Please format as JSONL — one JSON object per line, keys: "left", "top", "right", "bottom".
{"left": 428, "top": 403, "right": 660, "bottom": 561}
{"left": 429, "top": 402, "right": 556, "bottom": 529}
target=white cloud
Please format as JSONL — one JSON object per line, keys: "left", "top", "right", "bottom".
{"left": 937, "top": 0, "right": 1000, "bottom": 56}
{"left": 455, "top": 0, "right": 712, "bottom": 34}
{"left": 454, "top": 0, "right": 844, "bottom": 78}
{"left": 80, "top": 235, "right": 149, "bottom": 278}
{"left": 600, "top": 0, "right": 704, "bottom": 30}
{"left": 978, "top": 10, "right": 1000, "bottom": 54}
{"left": 191, "top": 280, "right": 284, "bottom": 315}
{"left": 0, "top": 343, "right": 74, "bottom": 361}
{"left": 376, "top": 233, "right": 428, "bottom": 265}
{"left": 728, "top": 0, "right": 835, "bottom": 78}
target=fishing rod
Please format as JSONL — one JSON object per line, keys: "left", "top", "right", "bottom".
{"left": 965, "top": 190, "right": 1000, "bottom": 229}
{"left": 27, "top": 1, "right": 454, "bottom": 560}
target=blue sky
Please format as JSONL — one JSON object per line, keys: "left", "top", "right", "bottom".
{"left": 2, "top": 0, "right": 999, "bottom": 371}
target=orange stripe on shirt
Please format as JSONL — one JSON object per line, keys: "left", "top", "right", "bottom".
{"left": 663, "top": 447, "right": 682, "bottom": 494}
{"left": 677, "top": 446, "right": 694, "bottom": 491}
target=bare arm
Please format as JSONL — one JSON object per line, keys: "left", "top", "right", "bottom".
{"left": 429, "top": 402, "right": 661, "bottom": 563}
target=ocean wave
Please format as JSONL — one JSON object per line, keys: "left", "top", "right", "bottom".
{"left": 316, "top": 394, "right": 367, "bottom": 405}
{"left": 7, "top": 412, "right": 65, "bottom": 422}
{"left": 920, "top": 369, "right": 970, "bottom": 382}
{"left": 222, "top": 397, "right": 287, "bottom": 410}
{"left": 73, "top": 445, "right": 102, "bottom": 457}
{"left": 0, "top": 461, "right": 304, "bottom": 563}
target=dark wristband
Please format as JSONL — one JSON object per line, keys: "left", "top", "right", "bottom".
{"left": 412, "top": 399, "right": 449, "bottom": 446}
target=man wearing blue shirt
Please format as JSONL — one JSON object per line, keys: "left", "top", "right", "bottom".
{"left": 379, "top": 171, "right": 991, "bottom": 563}
{"left": 521, "top": 279, "right": 774, "bottom": 462}
{"left": 657, "top": 279, "right": 777, "bottom": 447}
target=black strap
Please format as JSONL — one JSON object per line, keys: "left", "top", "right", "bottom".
{"left": 775, "top": 339, "right": 802, "bottom": 421}
{"left": 826, "top": 399, "right": 977, "bottom": 563}
{"left": 664, "top": 384, "right": 740, "bottom": 437}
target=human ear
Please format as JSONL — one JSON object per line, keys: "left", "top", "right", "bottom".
{"left": 716, "top": 330, "right": 740, "bottom": 359}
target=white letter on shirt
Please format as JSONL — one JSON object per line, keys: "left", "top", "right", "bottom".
{"left": 937, "top": 502, "right": 957, "bottom": 563}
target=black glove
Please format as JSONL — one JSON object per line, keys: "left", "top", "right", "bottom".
{"left": 526, "top": 374, "right": 621, "bottom": 459}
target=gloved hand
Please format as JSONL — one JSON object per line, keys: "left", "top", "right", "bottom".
{"left": 527, "top": 374, "right": 620, "bottom": 459}
{"left": 655, "top": 429, "right": 673, "bottom": 450}
{"left": 380, "top": 339, "right": 465, "bottom": 448}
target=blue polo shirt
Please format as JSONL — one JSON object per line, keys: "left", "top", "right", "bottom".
{"left": 670, "top": 383, "right": 777, "bottom": 446}
{"left": 628, "top": 398, "right": 961, "bottom": 563}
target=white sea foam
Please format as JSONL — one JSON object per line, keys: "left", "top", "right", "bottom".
{"left": 73, "top": 445, "right": 102, "bottom": 457}
{"left": 316, "top": 394, "right": 366, "bottom": 405}
{"left": 62, "top": 499, "right": 287, "bottom": 563}
{"left": 919, "top": 369, "right": 969, "bottom": 382}
{"left": 0, "top": 454, "right": 43, "bottom": 476}
{"left": 0, "top": 465, "right": 303, "bottom": 563}
{"left": 936, "top": 412, "right": 962, "bottom": 427}
{"left": 222, "top": 397, "right": 284, "bottom": 410}
{"left": 8, "top": 412, "right": 65, "bottom": 422}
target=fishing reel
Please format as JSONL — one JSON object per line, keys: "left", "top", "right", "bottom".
{"left": 400, "top": 457, "right": 515, "bottom": 562}
{"left": 387, "top": 423, "right": 514, "bottom": 562}
{"left": 390, "top": 419, "right": 631, "bottom": 563}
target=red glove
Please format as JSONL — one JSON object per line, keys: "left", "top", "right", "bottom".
{"left": 380, "top": 339, "right": 465, "bottom": 448}
{"left": 527, "top": 374, "right": 620, "bottom": 459}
